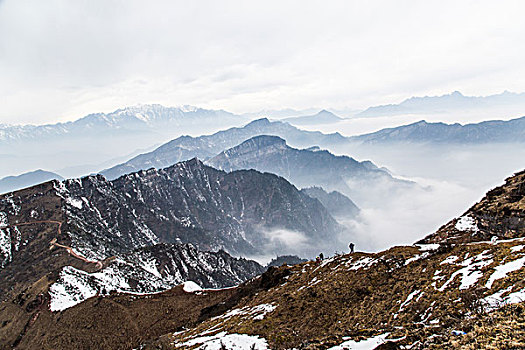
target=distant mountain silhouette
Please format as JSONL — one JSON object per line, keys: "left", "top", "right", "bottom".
{"left": 282, "top": 110, "right": 343, "bottom": 126}
{"left": 207, "top": 135, "right": 412, "bottom": 207}
{"left": 0, "top": 169, "right": 63, "bottom": 194}
{"left": 349, "top": 116, "right": 525, "bottom": 144}
{"left": 358, "top": 91, "right": 525, "bottom": 117}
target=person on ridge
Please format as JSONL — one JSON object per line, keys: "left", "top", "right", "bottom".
{"left": 319, "top": 252, "right": 324, "bottom": 260}
{"left": 349, "top": 242, "right": 355, "bottom": 254}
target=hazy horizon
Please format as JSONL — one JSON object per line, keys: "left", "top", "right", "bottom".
{"left": 1, "top": 0, "right": 525, "bottom": 124}
{"left": 1, "top": 89, "right": 524, "bottom": 127}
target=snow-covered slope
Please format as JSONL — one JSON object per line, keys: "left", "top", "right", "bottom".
{"left": 49, "top": 243, "right": 263, "bottom": 311}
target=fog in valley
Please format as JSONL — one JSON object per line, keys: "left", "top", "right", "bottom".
{"left": 325, "top": 142, "right": 525, "bottom": 253}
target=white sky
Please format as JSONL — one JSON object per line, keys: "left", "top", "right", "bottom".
{"left": 1, "top": 0, "right": 525, "bottom": 124}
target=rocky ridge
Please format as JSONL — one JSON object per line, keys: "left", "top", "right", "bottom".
{"left": 150, "top": 169, "right": 525, "bottom": 349}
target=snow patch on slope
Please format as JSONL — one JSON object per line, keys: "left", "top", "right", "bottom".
{"left": 485, "top": 256, "right": 525, "bottom": 289}
{"left": 438, "top": 251, "right": 493, "bottom": 291}
{"left": 482, "top": 287, "right": 525, "bottom": 311}
{"left": 217, "top": 303, "right": 277, "bottom": 322}
{"left": 65, "top": 197, "right": 83, "bottom": 209}
{"left": 455, "top": 215, "right": 478, "bottom": 232}
{"left": 328, "top": 332, "right": 397, "bottom": 350}
{"left": 182, "top": 281, "right": 202, "bottom": 293}
{"left": 174, "top": 331, "right": 269, "bottom": 349}
{"left": 347, "top": 257, "right": 377, "bottom": 271}
{"left": 49, "top": 265, "right": 131, "bottom": 311}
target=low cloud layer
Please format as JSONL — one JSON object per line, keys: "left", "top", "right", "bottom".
{"left": 342, "top": 177, "right": 481, "bottom": 253}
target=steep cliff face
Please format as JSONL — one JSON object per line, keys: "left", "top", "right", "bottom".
{"left": 62, "top": 158, "right": 343, "bottom": 259}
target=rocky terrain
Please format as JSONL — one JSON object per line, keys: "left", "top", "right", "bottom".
{"left": 71, "top": 158, "right": 343, "bottom": 258}
{"left": 0, "top": 158, "right": 346, "bottom": 348}
{"left": 1, "top": 161, "right": 524, "bottom": 349}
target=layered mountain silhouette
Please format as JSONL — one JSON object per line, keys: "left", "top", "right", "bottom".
{"left": 207, "top": 135, "right": 411, "bottom": 206}
{"left": 0, "top": 104, "right": 249, "bottom": 181}
{"left": 301, "top": 186, "right": 359, "bottom": 218}
{"left": 101, "top": 118, "right": 347, "bottom": 180}
{"left": 282, "top": 109, "right": 343, "bottom": 126}
{"left": 0, "top": 105, "right": 245, "bottom": 145}
{"left": 349, "top": 116, "right": 525, "bottom": 144}
{"left": 357, "top": 90, "right": 525, "bottom": 117}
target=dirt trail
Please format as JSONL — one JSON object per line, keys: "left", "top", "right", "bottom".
{"left": 3, "top": 220, "right": 103, "bottom": 270}
{"left": 50, "top": 238, "right": 103, "bottom": 269}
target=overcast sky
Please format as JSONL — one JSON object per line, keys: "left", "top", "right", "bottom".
{"left": 1, "top": 0, "right": 525, "bottom": 124}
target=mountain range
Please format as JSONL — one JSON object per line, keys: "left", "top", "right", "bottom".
{"left": 349, "top": 116, "right": 525, "bottom": 144}
{"left": 2, "top": 167, "right": 524, "bottom": 349}
{"left": 0, "top": 104, "right": 249, "bottom": 180}
{"left": 208, "top": 135, "right": 409, "bottom": 207}
{"left": 100, "top": 118, "right": 348, "bottom": 180}
{"left": 1, "top": 93, "right": 525, "bottom": 181}
{"left": 0, "top": 156, "right": 349, "bottom": 347}
{"left": 357, "top": 90, "right": 525, "bottom": 117}
{"left": 0, "top": 104, "right": 245, "bottom": 145}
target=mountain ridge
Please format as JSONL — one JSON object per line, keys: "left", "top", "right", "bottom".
{"left": 207, "top": 135, "right": 410, "bottom": 207}
{"left": 349, "top": 116, "right": 525, "bottom": 144}
{"left": 100, "top": 118, "right": 348, "bottom": 180}
{"left": 357, "top": 90, "right": 525, "bottom": 117}
{"left": 0, "top": 170, "right": 64, "bottom": 194}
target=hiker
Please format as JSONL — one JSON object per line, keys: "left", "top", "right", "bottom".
{"left": 349, "top": 242, "right": 355, "bottom": 254}
{"left": 319, "top": 252, "right": 324, "bottom": 260}
{"left": 315, "top": 256, "right": 321, "bottom": 264}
